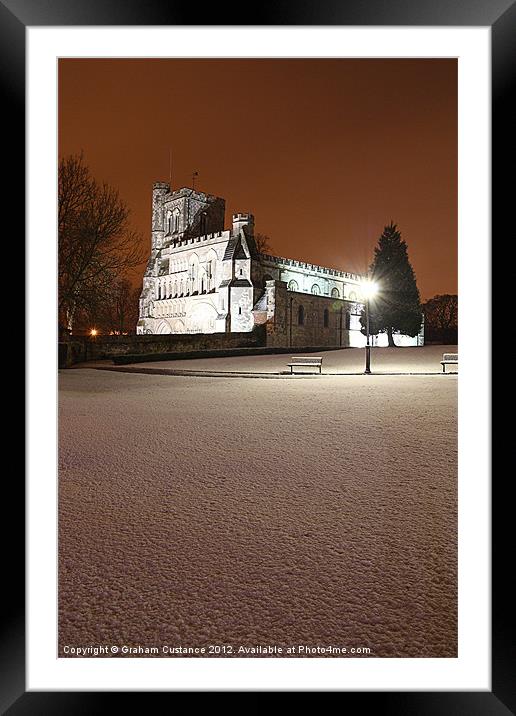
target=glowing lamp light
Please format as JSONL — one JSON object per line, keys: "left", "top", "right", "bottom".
{"left": 90, "top": 328, "right": 98, "bottom": 337}
{"left": 360, "top": 279, "right": 378, "bottom": 299}
{"left": 360, "top": 278, "right": 379, "bottom": 375}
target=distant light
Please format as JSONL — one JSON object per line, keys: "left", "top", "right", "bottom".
{"left": 90, "top": 328, "right": 98, "bottom": 336}
{"left": 360, "top": 280, "right": 378, "bottom": 299}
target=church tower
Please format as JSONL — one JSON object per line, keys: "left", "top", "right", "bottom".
{"left": 150, "top": 183, "right": 225, "bottom": 252}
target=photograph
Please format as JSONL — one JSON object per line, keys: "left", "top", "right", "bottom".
{"left": 57, "top": 57, "right": 458, "bottom": 660}
{"left": 1, "top": 0, "right": 506, "bottom": 704}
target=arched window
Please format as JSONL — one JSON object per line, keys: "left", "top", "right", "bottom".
{"left": 349, "top": 291, "right": 357, "bottom": 302}
{"left": 173, "top": 208, "right": 180, "bottom": 233}
{"left": 200, "top": 213, "right": 207, "bottom": 235}
{"left": 323, "top": 309, "right": 329, "bottom": 328}
{"left": 311, "top": 284, "right": 320, "bottom": 295}
{"left": 189, "top": 255, "right": 199, "bottom": 294}
{"left": 288, "top": 280, "right": 299, "bottom": 292}
{"left": 166, "top": 211, "right": 173, "bottom": 235}
{"left": 345, "top": 311, "right": 351, "bottom": 330}
{"left": 206, "top": 249, "right": 217, "bottom": 292}
{"left": 298, "top": 305, "right": 305, "bottom": 326}
{"left": 331, "top": 287, "right": 340, "bottom": 298}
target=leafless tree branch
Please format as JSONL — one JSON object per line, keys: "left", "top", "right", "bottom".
{"left": 58, "top": 153, "right": 145, "bottom": 332}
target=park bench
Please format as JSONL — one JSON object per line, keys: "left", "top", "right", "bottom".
{"left": 287, "top": 356, "right": 323, "bottom": 374}
{"left": 441, "top": 352, "right": 458, "bottom": 373}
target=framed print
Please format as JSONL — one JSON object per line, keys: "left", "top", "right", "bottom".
{"left": 6, "top": 0, "right": 511, "bottom": 710}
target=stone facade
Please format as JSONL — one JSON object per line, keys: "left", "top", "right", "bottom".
{"left": 138, "top": 183, "right": 423, "bottom": 348}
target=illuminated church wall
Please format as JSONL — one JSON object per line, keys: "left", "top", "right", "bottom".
{"left": 137, "top": 182, "right": 422, "bottom": 347}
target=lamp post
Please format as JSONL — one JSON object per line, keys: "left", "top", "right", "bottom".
{"left": 87, "top": 328, "right": 98, "bottom": 362}
{"left": 360, "top": 279, "right": 378, "bottom": 374}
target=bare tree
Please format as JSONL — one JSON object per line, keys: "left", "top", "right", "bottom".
{"left": 58, "top": 153, "right": 144, "bottom": 333}
{"left": 254, "top": 233, "right": 274, "bottom": 255}
{"left": 96, "top": 279, "right": 140, "bottom": 335}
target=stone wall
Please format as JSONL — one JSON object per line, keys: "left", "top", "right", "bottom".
{"left": 265, "top": 281, "right": 356, "bottom": 348}
{"left": 264, "top": 282, "right": 422, "bottom": 348}
{"left": 63, "top": 327, "right": 265, "bottom": 364}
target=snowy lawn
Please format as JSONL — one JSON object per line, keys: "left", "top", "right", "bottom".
{"left": 114, "top": 344, "right": 458, "bottom": 375}
{"left": 59, "top": 368, "right": 457, "bottom": 658}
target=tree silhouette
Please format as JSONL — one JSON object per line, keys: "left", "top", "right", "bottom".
{"left": 254, "top": 233, "right": 274, "bottom": 255}
{"left": 58, "top": 153, "right": 144, "bottom": 333}
{"left": 360, "top": 222, "right": 422, "bottom": 346}
{"left": 423, "top": 294, "right": 457, "bottom": 331}
{"left": 96, "top": 279, "right": 140, "bottom": 335}
{"left": 423, "top": 294, "right": 458, "bottom": 343}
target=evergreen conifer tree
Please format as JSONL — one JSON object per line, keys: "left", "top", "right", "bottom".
{"left": 360, "top": 222, "right": 422, "bottom": 346}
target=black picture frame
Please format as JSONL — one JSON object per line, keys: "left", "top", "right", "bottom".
{"left": 7, "top": 0, "right": 510, "bottom": 710}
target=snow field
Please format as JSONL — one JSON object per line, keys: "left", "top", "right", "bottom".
{"left": 59, "top": 367, "right": 457, "bottom": 657}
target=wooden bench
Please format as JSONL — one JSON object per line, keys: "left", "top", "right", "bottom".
{"left": 287, "top": 356, "right": 323, "bottom": 374}
{"left": 441, "top": 352, "right": 458, "bottom": 373}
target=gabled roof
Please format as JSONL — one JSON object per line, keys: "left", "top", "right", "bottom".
{"left": 253, "top": 291, "right": 267, "bottom": 311}
{"left": 223, "top": 231, "right": 252, "bottom": 262}
{"left": 223, "top": 236, "right": 239, "bottom": 261}
{"left": 241, "top": 225, "right": 260, "bottom": 259}
{"left": 219, "top": 278, "right": 252, "bottom": 288}
{"left": 234, "top": 243, "right": 248, "bottom": 260}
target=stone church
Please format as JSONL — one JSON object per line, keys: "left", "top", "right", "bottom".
{"left": 137, "top": 183, "right": 423, "bottom": 348}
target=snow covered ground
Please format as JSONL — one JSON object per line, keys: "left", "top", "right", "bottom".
{"left": 114, "top": 344, "right": 458, "bottom": 375}
{"left": 59, "top": 365, "right": 457, "bottom": 658}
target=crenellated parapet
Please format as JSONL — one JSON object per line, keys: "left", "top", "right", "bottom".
{"left": 260, "top": 253, "right": 363, "bottom": 282}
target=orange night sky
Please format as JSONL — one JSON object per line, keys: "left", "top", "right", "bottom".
{"left": 58, "top": 58, "right": 457, "bottom": 300}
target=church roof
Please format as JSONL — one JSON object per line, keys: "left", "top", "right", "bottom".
{"left": 219, "top": 278, "right": 252, "bottom": 288}
{"left": 223, "top": 236, "right": 239, "bottom": 261}
{"left": 252, "top": 292, "right": 267, "bottom": 311}
{"left": 234, "top": 243, "right": 248, "bottom": 260}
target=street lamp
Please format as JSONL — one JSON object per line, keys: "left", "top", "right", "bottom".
{"left": 360, "top": 279, "right": 378, "bottom": 374}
